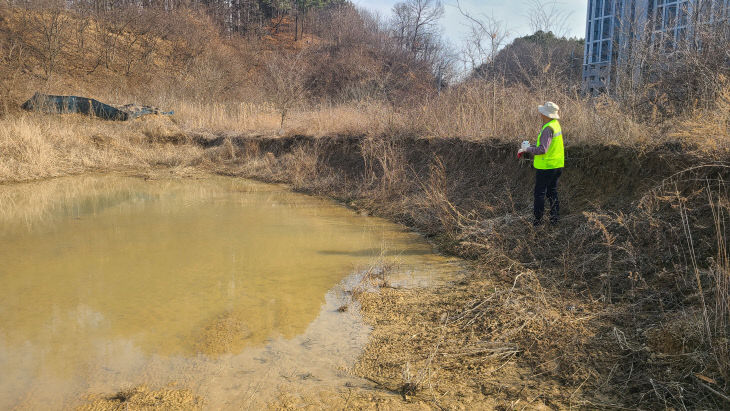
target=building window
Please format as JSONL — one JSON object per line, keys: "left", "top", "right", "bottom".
{"left": 588, "top": 0, "right": 594, "bottom": 22}
{"left": 594, "top": 19, "right": 601, "bottom": 39}
{"left": 601, "top": 40, "right": 611, "bottom": 61}
{"left": 592, "top": 42, "right": 600, "bottom": 62}
{"left": 603, "top": 16, "right": 612, "bottom": 38}
{"left": 604, "top": 0, "right": 613, "bottom": 15}
{"left": 594, "top": 0, "right": 602, "bottom": 18}
{"left": 678, "top": 3, "right": 688, "bottom": 26}
{"left": 666, "top": 4, "right": 677, "bottom": 27}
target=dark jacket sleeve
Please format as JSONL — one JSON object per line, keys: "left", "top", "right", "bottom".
{"left": 526, "top": 127, "right": 553, "bottom": 155}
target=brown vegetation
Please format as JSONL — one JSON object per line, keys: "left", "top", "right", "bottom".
{"left": 0, "top": 0, "right": 728, "bottom": 408}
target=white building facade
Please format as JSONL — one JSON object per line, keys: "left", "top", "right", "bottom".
{"left": 583, "top": 0, "right": 730, "bottom": 93}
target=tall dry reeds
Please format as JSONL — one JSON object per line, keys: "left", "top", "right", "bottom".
{"left": 174, "top": 101, "right": 280, "bottom": 133}
{"left": 0, "top": 113, "right": 204, "bottom": 183}
{"left": 684, "top": 179, "right": 730, "bottom": 386}
{"left": 401, "top": 80, "right": 657, "bottom": 146}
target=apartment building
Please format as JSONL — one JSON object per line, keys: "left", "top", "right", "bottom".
{"left": 582, "top": 0, "right": 730, "bottom": 93}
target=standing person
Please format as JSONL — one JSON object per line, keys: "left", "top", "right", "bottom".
{"left": 518, "top": 102, "right": 564, "bottom": 226}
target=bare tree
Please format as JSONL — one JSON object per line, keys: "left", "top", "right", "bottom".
{"left": 264, "top": 51, "right": 308, "bottom": 129}
{"left": 457, "top": 0, "right": 509, "bottom": 133}
{"left": 0, "top": 37, "right": 24, "bottom": 115}
{"left": 391, "top": 0, "right": 444, "bottom": 60}
{"left": 524, "top": 0, "right": 573, "bottom": 38}
{"left": 456, "top": 0, "right": 509, "bottom": 76}
{"left": 32, "top": 2, "right": 70, "bottom": 78}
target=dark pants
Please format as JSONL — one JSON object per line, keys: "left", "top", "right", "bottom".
{"left": 534, "top": 168, "right": 562, "bottom": 225}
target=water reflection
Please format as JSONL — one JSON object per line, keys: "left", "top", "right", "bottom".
{"left": 0, "top": 175, "right": 462, "bottom": 409}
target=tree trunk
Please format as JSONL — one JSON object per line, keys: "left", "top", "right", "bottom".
{"left": 295, "top": 11, "right": 299, "bottom": 41}
{"left": 301, "top": 13, "right": 305, "bottom": 40}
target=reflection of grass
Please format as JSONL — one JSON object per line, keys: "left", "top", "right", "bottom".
{"left": 0, "top": 175, "right": 227, "bottom": 229}
{"left": 0, "top": 176, "right": 138, "bottom": 228}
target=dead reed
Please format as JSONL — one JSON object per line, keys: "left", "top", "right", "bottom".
{"left": 0, "top": 113, "right": 204, "bottom": 183}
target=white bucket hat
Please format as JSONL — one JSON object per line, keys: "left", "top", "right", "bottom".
{"left": 538, "top": 102, "right": 560, "bottom": 119}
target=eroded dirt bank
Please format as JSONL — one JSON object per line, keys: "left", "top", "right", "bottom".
{"left": 201, "top": 134, "right": 730, "bottom": 409}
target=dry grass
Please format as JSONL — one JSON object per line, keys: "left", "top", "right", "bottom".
{"left": 287, "top": 102, "right": 397, "bottom": 137}
{"left": 159, "top": 81, "right": 726, "bottom": 156}
{"left": 174, "top": 101, "right": 280, "bottom": 134}
{"left": 671, "top": 84, "right": 730, "bottom": 155}
{"left": 1, "top": 1, "right": 728, "bottom": 409}
{"left": 0, "top": 113, "right": 204, "bottom": 183}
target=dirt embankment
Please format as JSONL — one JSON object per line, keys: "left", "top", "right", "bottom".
{"left": 200, "top": 134, "right": 729, "bottom": 409}
{"left": 225, "top": 134, "right": 703, "bottom": 220}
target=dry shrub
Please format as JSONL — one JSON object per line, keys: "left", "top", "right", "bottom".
{"left": 408, "top": 81, "right": 536, "bottom": 139}
{"left": 404, "top": 156, "right": 465, "bottom": 239}
{"left": 201, "top": 137, "right": 238, "bottom": 165}
{"left": 450, "top": 269, "right": 604, "bottom": 387}
{"left": 361, "top": 135, "right": 408, "bottom": 196}
{"left": 440, "top": 159, "right": 730, "bottom": 407}
{"left": 670, "top": 82, "right": 730, "bottom": 155}
{"left": 285, "top": 146, "right": 321, "bottom": 191}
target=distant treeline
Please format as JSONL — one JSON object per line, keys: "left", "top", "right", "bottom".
{"left": 6, "top": 0, "right": 347, "bottom": 37}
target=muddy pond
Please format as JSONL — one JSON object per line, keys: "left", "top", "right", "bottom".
{"left": 0, "top": 175, "right": 462, "bottom": 409}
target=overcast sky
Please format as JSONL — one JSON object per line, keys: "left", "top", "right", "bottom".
{"left": 352, "top": 0, "right": 588, "bottom": 46}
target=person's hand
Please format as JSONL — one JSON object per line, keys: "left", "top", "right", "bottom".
{"left": 518, "top": 148, "right": 527, "bottom": 154}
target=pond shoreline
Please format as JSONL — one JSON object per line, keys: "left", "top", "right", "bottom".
{"left": 2, "top": 131, "right": 728, "bottom": 409}
{"left": 211, "top": 135, "right": 729, "bottom": 409}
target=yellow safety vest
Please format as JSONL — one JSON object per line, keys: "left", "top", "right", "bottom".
{"left": 534, "top": 119, "right": 564, "bottom": 170}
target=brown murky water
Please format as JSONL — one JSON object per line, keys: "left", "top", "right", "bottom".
{"left": 0, "top": 176, "right": 461, "bottom": 409}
